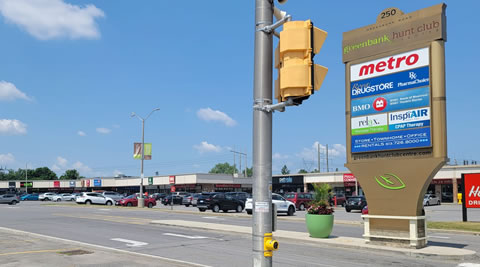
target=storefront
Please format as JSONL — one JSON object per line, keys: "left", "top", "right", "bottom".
{"left": 272, "top": 175, "right": 304, "bottom": 194}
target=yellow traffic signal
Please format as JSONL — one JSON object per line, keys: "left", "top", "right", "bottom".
{"left": 275, "top": 20, "right": 328, "bottom": 105}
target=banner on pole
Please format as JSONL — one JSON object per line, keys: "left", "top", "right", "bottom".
{"left": 133, "top": 143, "right": 152, "bottom": 160}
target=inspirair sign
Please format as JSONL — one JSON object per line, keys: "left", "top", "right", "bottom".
{"left": 343, "top": 4, "right": 447, "bottom": 248}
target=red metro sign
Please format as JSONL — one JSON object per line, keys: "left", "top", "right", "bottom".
{"left": 465, "top": 173, "right": 480, "bottom": 208}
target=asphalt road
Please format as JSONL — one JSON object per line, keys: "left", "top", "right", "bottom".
{"left": 0, "top": 202, "right": 478, "bottom": 267}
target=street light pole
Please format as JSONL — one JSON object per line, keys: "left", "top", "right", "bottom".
{"left": 131, "top": 108, "right": 160, "bottom": 208}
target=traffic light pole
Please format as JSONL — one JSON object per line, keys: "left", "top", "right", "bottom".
{"left": 253, "top": 0, "right": 273, "bottom": 266}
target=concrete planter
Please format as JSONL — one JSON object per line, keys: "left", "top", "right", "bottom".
{"left": 305, "top": 213, "right": 334, "bottom": 238}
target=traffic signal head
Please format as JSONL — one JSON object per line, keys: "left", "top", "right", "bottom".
{"left": 274, "top": 20, "right": 328, "bottom": 105}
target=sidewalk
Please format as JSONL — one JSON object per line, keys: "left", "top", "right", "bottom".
{"left": 0, "top": 227, "right": 207, "bottom": 267}
{"left": 151, "top": 219, "right": 478, "bottom": 261}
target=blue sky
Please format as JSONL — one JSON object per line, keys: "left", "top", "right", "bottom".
{"left": 0, "top": 0, "right": 478, "bottom": 177}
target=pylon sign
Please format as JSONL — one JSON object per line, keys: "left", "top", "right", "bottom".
{"left": 343, "top": 4, "right": 447, "bottom": 249}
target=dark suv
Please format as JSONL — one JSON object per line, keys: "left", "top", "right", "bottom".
{"left": 345, "top": 196, "right": 367, "bottom": 212}
{"left": 225, "top": 192, "right": 251, "bottom": 204}
{"left": 197, "top": 192, "right": 244, "bottom": 213}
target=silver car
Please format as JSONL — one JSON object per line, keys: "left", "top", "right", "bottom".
{"left": 102, "top": 191, "right": 124, "bottom": 201}
{"left": 423, "top": 194, "right": 441, "bottom": 206}
{"left": 39, "top": 192, "right": 56, "bottom": 201}
{"left": 0, "top": 194, "right": 20, "bottom": 205}
{"left": 52, "top": 193, "right": 75, "bottom": 202}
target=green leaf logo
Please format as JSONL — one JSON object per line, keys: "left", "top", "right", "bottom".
{"left": 375, "top": 173, "right": 406, "bottom": 190}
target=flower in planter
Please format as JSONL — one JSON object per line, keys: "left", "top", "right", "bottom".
{"left": 307, "top": 183, "right": 334, "bottom": 215}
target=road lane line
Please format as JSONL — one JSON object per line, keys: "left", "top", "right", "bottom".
{"left": 111, "top": 238, "right": 148, "bottom": 247}
{"left": 163, "top": 233, "right": 209, "bottom": 239}
{"left": 0, "top": 226, "right": 210, "bottom": 267}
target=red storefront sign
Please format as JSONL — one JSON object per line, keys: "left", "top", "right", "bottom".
{"left": 169, "top": 176, "right": 175, "bottom": 184}
{"left": 86, "top": 180, "right": 90, "bottom": 187}
{"left": 215, "top": 184, "right": 241, "bottom": 188}
{"left": 343, "top": 174, "right": 357, "bottom": 187}
{"left": 465, "top": 173, "right": 480, "bottom": 208}
{"left": 171, "top": 186, "right": 176, "bottom": 192}
{"left": 53, "top": 181, "right": 60, "bottom": 188}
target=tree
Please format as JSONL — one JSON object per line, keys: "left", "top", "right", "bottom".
{"left": 209, "top": 162, "right": 238, "bottom": 175}
{"left": 60, "top": 169, "right": 80, "bottom": 180}
{"left": 298, "top": 169, "right": 308, "bottom": 174}
{"left": 281, "top": 165, "right": 290, "bottom": 175}
{"left": 246, "top": 167, "right": 253, "bottom": 177}
{"left": 33, "top": 167, "right": 58, "bottom": 180}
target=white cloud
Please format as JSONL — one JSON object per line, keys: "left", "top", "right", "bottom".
{"left": 0, "top": 153, "right": 15, "bottom": 164}
{"left": 56, "top": 156, "right": 68, "bottom": 168}
{"left": 193, "top": 141, "right": 222, "bottom": 153}
{"left": 0, "top": 119, "right": 27, "bottom": 135}
{"left": 0, "top": 81, "right": 31, "bottom": 101}
{"left": 96, "top": 127, "right": 111, "bottom": 134}
{"left": 197, "top": 108, "right": 237, "bottom": 127}
{"left": 77, "top": 130, "right": 86, "bottom": 136}
{"left": 0, "top": 0, "right": 105, "bottom": 40}
{"left": 51, "top": 156, "right": 93, "bottom": 176}
{"left": 113, "top": 169, "right": 123, "bottom": 176}
{"left": 273, "top": 153, "right": 289, "bottom": 160}
{"left": 72, "top": 161, "right": 92, "bottom": 174}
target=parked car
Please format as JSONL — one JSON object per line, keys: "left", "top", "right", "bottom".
{"left": 0, "top": 194, "right": 20, "bottom": 205}
{"left": 245, "top": 193, "right": 296, "bottom": 216}
{"left": 182, "top": 194, "right": 193, "bottom": 207}
{"left": 284, "top": 192, "right": 313, "bottom": 211}
{"left": 21, "top": 193, "right": 39, "bottom": 201}
{"left": 52, "top": 193, "right": 75, "bottom": 202}
{"left": 197, "top": 192, "right": 244, "bottom": 213}
{"left": 345, "top": 196, "right": 367, "bottom": 212}
{"left": 225, "top": 192, "right": 251, "bottom": 205}
{"left": 190, "top": 193, "right": 204, "bottom": 206}
{"left": 329, "top": 193, "right": 347, "bottom": 207}
{"left": 39, "top": 192, "right": 56, "bottom": 201}
{"left": 152, "top": 193, "right": 167, "bottom": 201}
{"left": 75, "top": 192, "right": 115, "bottom": 206}
{"left": 102, "top": 191, "right": 124, "bottom": 201}
{"left": 117, "top": 194, "right": 156, "bottom": 208}
{"left": 424, "top": 194, "right": 441, "bottom": 206}
{"left": 162, "top": 194, "right": 183, "bottom": 205}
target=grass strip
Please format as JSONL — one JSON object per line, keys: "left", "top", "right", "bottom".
{"left": 428, "top": 221, "right": 480, "bottom": 232}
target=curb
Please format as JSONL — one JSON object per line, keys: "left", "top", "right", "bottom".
{"left": 150, "top": 220, "right": 478, "bottom": 261}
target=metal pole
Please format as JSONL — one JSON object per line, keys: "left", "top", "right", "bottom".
{"left": 25, "top": 163, "right": 28, "bottom": 194}
{"left": 461, "top": 174, "right": 467, "bottom": 222}
{"left": 139, "top": 119, "right": 145, "bottom": 208}
{"left": 326, "top": 144, "right": 329, "bottom": 172}
{"left": 245, "top": 150, "right": 248, "bottom": 177}
{"left": 317, "top": 143, "right": 320, "bottom": 173}
{"left": 253, "top": 0, "right": 273, "bottom": 266}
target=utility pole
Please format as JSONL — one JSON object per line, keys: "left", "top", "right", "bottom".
{"left": 253, "top": 0, "right": 273, "bottom": 265}
{"left": 326, "top": 144, "right": 329, "bottom": 172}
{"left": 231, "top": 150, "right": 247, "bottom": 177}
{"left": 317, "top": 143, "right": 321, "bottom": 173}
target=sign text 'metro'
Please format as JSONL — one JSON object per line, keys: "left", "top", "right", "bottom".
{"left": 351, "top": 48, "right": 429, "bottom": 82}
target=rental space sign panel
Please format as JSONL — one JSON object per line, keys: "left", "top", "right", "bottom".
{"left": 350, "top": 47, "right": 431, "bottom": 153}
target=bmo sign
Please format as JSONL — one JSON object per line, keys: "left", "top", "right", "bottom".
{"left": 464, "top": 173, "right": 480, "bottom": 208}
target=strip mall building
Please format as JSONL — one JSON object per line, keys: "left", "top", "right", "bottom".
{"left": 1, "top": 165, "right": 478, "bottom": 203}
